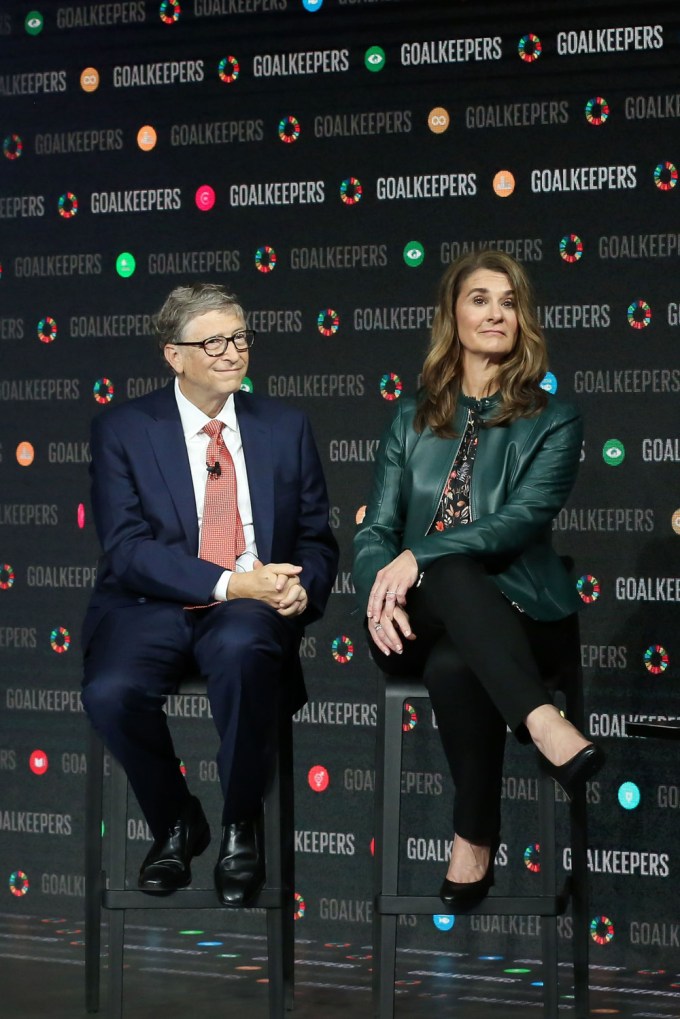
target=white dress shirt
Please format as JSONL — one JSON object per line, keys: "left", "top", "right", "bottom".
{"left": 174, "top": 378, "right": 258, "bottom": 599}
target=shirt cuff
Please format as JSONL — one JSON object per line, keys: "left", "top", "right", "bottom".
{"left": 212, "top": 571, "right": 233, "bottom": 602}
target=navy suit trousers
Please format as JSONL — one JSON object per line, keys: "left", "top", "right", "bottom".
{"left": 82, "top": 598, "right": 299, "bottom": 839}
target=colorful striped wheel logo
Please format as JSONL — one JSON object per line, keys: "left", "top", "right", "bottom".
{"left": 317, "top": 309, "right": 340, "bottom": 336}
{"left": 340, "top": 177, "right": 363, "bottom": 205}
{"left": 9, "top": 871, "right": 29, "bottom": 897}
{"left": 3, "top": 134, "right": 23, "bottom": 160}
{"left": 644, "top": 644, "right": 669, "bottom": 675}
{"left": 37, "top": 317, "right": 58, "bottom": 344}
{"left": 293, "top": 892, "right": 306, "bottom": 920}
{"left": 254, "top": 246, "right": 277, "bottom": 273}
{"left": 559, "top": 234, "right": 583, "bottom": 263}
{"left": 524, "top": 843, "right": 540, "bottom": 873}
{"left": 218, "top": 56, "right": 240, "bottom": 83}
{"left": 331, "top": 635, "right": 354, "bottom": 664}
{"left": 93, "top": 378, "right": 115, "bottom": 404}
{"left": 50, "top": 627, "right": 71, "bottom": 654}
{"left": 159, "top": 0, "right": 180, "bottom": 23}
{"left": 627, "top": 299, "right": 652, "bottom": 329}
{"left": 0, "top": 565, "right": 15, "bottom": 590}
{"left": 380, "top": 373, "right": 402, "bottom": 401}
{"left": 590, "top": 916, "right": 615, "bottom": 945}
{"left": 518, "top": 34, "right": 542, "bottom": 62}
{"left": 402, "top": 702, "right": 418, "bottom": 732}
{"left": 577, "top": 575, "right": 600, "bottom": 603}
{"left": 278, "top": 116, "right": 300, "bottom": 143}
{"left": 654, "top": 161, "right": 678, "bottom": 191}
{"left": 58, "top": 192, "right": 78, "bottom": 218}
{"left": 585, "top": 97, "right": 610, "bottom": 125}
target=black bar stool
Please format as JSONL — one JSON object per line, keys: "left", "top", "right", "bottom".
{"left": 84, "top": 680, "right": 295, "bottom": 1019}
{"left": 372, "top": 666, "right": 591, "bottom": 1019}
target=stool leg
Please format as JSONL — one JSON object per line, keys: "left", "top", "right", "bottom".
{"left": 107, "top": 759, "right": 129, "bottom": 1019}
{"left": 570, "top": 782, "right": 590, "bottom": 1016}
{"left": 85, "top": 728, "right": 104, "bottom": 1012}
{"left": 373, "top": 680, "right": 406, "bottom": 1019}
{"left": 265, "top": 711, "right": 294, "bottom": 1018}
{"left": 279, "top": 716, "right": 295, "bottom": 1012}
{"left": 539, "top": 771, "right": 558, "bottom": 1019}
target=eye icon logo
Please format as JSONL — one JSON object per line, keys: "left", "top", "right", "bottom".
{"left": 654, "top": 161, "right": 678, "bottom": 191}
{"left": 25, "top": 11, "right": 44, "bottom": 34}
{"left": 585, "top": 97, "right": 609, "bottom": 126}
{"left": 308, "top": 765, "right": 329, "bottom": 792}
{"left": 627, "top": 299, "right": 652, "bottom": 329}
{"left": 644, "top": 644, "right": 669, "bottom": 675}
{"left": 340, "top": 177, "right": 363, "bottom": 205}
{"left": 518, "top": 34, "right": 542, "bottom": 62}
{"left": 254, "top": 246, "right": 277, "bottom": 273}
{"left": 278, "top": 116, "right": 301, "bottom": 143}
{"left": 403, "top": 241, "right": 424, "bottom": 267}
{"left": 618, "top": 782, "right": 640, "bottom": 810}
{"left": 602, "top": 439, "right": 625, "bottom": 466}
{"left": 58, "top": 193, "right": 78, "bottom": 218}
{"left": 218, "top": 57, "right": 240, "bottom": 84}
{"left": 317, "top": 309, "right": 340, "bottom": 336}
{"left": 159, "top": 0, "right": 181, "bottom": 24}
{"left": 37, "top": 317, "right": 58, "bottom": 344}
{"left": 365, "top": 46, "right": 386, "bottom": 72}
{"left": 559, "top": 234, "right": 583, "bottom": 263}
{"left": 3, "top": 135, "right": 23, "bottom": 160}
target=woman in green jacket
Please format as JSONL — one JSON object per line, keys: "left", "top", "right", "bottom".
{"left": 353, "top": 250, "right": 603, "bottom": 910}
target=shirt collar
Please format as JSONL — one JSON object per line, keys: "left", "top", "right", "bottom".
{"left": 174, "top": 377, "right": 237, "bottom": 438}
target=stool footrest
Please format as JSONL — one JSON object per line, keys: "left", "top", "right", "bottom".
{"left": 376, "top": 883, "right": 571, "bottom": 917}
{"left": 103, "top": 886, "right": 285, "bottom": 910}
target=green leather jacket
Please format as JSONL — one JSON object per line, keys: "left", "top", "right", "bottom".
{"left": 353, "top": 392, "right": 583, "bottom": 621}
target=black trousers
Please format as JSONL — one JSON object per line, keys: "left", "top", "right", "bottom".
{"left": 82, "top": 599, "right": 299, "bottom": 840}
{"left": 369, "top": 555, "right": 579, "bottom": 844}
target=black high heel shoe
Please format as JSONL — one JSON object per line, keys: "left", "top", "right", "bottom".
{"left": 439, "top": 839, "right": 499, "bottom": 911}
{"left": 538, "top": 742, "right": 605, "bottom": 800}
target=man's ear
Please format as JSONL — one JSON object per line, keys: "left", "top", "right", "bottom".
{"left": 163, "top": 344, "right": 180, "bottom": 375}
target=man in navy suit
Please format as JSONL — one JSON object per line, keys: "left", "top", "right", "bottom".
{"left": 82, "top": 283, "right": 338, "bottom": 904}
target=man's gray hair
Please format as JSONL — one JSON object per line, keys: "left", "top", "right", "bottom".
{"left": 153, "top": 283, "right": 245, "bottom": 354}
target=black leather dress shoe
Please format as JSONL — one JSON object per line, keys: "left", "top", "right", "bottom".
{"left": 214, "top": 819, "right": 265, "bottom": 907}
{"left": 439, "top": 840, "right": 498, "bottom": 911}
{"left": 138, "top": 796, "right": 210, "bottom": 894}
{"left": 538, "top": 742, "right": 605, "bottom": 800}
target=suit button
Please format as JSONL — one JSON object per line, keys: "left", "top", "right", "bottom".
{"left": 138, "top": 597, "right": 146, "bottom": 603}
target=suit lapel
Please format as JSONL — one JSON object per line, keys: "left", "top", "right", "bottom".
{"left": 145, "top": 385, "right": 199, "bottom": 551}
{"left": 236, "top": 394, "right": 274, "bottom": 562}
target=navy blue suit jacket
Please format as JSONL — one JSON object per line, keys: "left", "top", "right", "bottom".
{"left": 82, "top": 384, "right": 338, "bottom": 692}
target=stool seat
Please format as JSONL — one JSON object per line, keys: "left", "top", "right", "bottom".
{"left": 84, "top": 678, "right": 294, "bottom": 1019}
{"left": 372, "top": 671, "right": 591, "bottom": 1019}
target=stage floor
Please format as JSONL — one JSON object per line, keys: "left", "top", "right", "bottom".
{"left": 1, "top": 912, "right": 679, "bottom": 1018}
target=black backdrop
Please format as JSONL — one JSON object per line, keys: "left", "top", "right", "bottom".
{"left": 1, "top": 0, "right": 679, "bottom": 969}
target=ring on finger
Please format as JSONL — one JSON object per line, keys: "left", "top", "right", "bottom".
{"left": 386, "top": 590, "right": 397, "bottom": 597}
{"left": 374, "top": 623, "right": 383, "bottom": 631}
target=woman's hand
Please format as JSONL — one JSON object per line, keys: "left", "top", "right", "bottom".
{"left": 369, "top": 605, "right": 415, "bottom": 656}
{"left": 366, "top": 549, "right": 419, "bottom": 653}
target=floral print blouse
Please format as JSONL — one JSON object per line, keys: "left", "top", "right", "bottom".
{"left": 429, "top": 410, "right": 479, "bottom": 532}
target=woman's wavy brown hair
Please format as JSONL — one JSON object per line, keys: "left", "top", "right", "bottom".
{"left": 414, "top": 250, "right": 548, "bottom": 436}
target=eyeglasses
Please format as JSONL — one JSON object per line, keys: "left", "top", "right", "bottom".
{"left": 172, "top": 330, "right": 256, "bottom": 356}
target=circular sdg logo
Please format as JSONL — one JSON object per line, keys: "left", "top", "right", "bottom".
{"left": 492, "top": 170, "right": 515, "bottom": 197}
{"left": 17, "top": 442, "right": 35, "bottom": 467}
{"left": 433, "top": 915, "right": 455, "bottom": 931}
{"left": 308, "top": 765, "right": 329, "bottom": 792}
{"left": 618, "top": 782, "right": 641, "bottom": 810}
{"left": 428, "top": 107, "right": 450, "bottom": 134}
{"left": 559, "top": 234, "right": 583, "bottom": 263}
{"left": 116, "top": 252, "right": 136, "bottom": 278}
{"left": 0, "top": 565, "right": 16, "bottom": 590}
{"left": 590, "top": 916, "right": 615, "bottom": 945}
{"left": 331, "top": 635, "right": 354, "bottom": 664}
{"left": 365, "top": 46, "right": 386, "bottom": 72}
{"left": 278, "top": 116, "right": 300, "bottom": 143}
{"left": 585, "top": 97, "right": 610, "bottom": 125}
{"left": 317, "top": 309, "right": 340, "bottom": 336}
{"left": 195, "top": 185, "right": 216, "bottom": 211}
{"left": 673, "top": 508, "right": 680, "bottom": 536}
{"left": 240, "top": 377, "right": 253, "bottom": 393}
{"left": 402, "top": 702, "right": 418, "bottom": 732}
{"left": 80, "top": 67, "right": 100, "bottom": 93}
{"left": 254, "top": 245, "right": 277, "bottom": 273}
{"left": 627, "top": 299, "right": 652, "bottom": 329}
{"left": 524, "top": 843, "right": 540, "bottom": 873}
{"left": 78, "top": 503, "right": 86, "bottom": 529}
{"left": 218, "top": 56, "right": 240, "bottom": 83}
{"left": 518, "top": 33, "right": 542, "bottom": 62}
{"left": 3, "top": 135, "right": 23, "bottom": 160}
{"left": 340, "top": 177, "right": 363, "bottom": 205}
{"left": 50, "top": 626, "right": 71, "bottom": 653}
{"left": 302, "top": 0, "right": 323, "bottom": 10}
{"left": 602, "top": 438, "right": 625, "bottom": 466}
{"left": 654, "top": 161, "right": 678, "bottom": 191}
{"left": 29, "top": 750, "right": 49, "bottom": 775}
{"left": 58, "top": 193, "right": 78, "bottom": 218}
{"left": 403, "top": 241, "right": 424, "bottom": 267}
{"left": 25, "top": 11, "right": 44, "bottom": 34}
{"left": 540, "top": 372, "right": 557, "bottom": 394}
{"left": 93, "top": 378, "right": 115, "bottom": 404}
{"left": 37, "top": 317, "right": 58, "bottom": 344}
{"left": 577, "top": 575, "right": 600, "bottom": 604}
{"left": 644, "top": 644, "right": 669, "bottom": 675}
{"left": 380, "top": 372, "right": 403, "bottom": 401}
{"left": 159, "top": 0, "right": 181, "bottom": 24}
{"left": 9, "top": 871, "right": 30, "bottom": 897}
{"left": 294, "top": 892, "right": 306, "bottom": 920}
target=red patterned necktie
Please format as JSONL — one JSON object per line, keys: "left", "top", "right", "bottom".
{"left": 199, "top": 419, "right": 245, "bottom": 571}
